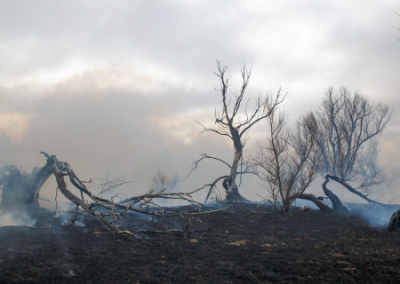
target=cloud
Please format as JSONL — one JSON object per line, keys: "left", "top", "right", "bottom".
{"left": 0, "top": 0, "right": 399, "bottom": 205}
{"left": 0, "top": 66, "right": 235, "bottom": 205}
{"left": 0, "top": 112, "right": 32, "bottom": 142}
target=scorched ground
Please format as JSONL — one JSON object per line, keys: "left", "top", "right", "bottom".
{"left": 0, "top": 203, "right": 399, "bottom": 283}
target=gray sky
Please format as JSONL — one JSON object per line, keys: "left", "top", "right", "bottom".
{"left": 0, "top": 0, "right": 399, "bottom": 206}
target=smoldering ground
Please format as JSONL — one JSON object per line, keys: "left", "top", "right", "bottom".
{"left": 2, "top": 203, "right": 400, "bottom": 283}
{"left": 296, "top": 197, "right": 400, "bottom": 228}
{"left": 0, "top": 209, "right": 36, "bottom": 227}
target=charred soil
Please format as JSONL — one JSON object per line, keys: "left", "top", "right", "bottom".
{"left": 0, "top": 203, "right": 400, "bottom": 283}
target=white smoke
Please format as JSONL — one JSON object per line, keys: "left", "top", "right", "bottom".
{"left": 0, "top": 209, "right": 36, "bottom": 227}
{"left": 346, "top": 203, "right": 399, "bottom": 228}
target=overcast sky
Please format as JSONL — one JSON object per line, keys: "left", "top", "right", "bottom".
{"left": 0, "top": 0, "right": 399, "bottom": 206}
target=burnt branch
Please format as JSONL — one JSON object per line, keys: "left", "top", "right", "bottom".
{"left": 204, "top": 175, "right": 230, "bottom": 203}
{"left": 326, "top": 175, "right": 385, "bottom": 207}
{"left": 33, "top": 152, "right": 226, "bottom": 237}
{"left": 297, "top": 193, "right": 331, "bottom": 212}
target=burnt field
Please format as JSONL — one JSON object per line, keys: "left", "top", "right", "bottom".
{"left": 0, "top": 203, "right": 400, "bottom": 284}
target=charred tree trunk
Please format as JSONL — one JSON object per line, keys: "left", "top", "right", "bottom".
{"left": 223, "top": 176, "right": 245, "bottom": 202}
{"left": 224, "top": 130, "right": 247, "bottom": 202}
{"left": 388, "top": 209, "right": 400, "bottom": 232}
{"left": 297, "top": 193, "right": 331, "bottom": 212}
{"left": 322, "top": 175, "right": 348, "bottom": 212}
{"left": 0, "top": 158, "right": 52, "bottom": 208}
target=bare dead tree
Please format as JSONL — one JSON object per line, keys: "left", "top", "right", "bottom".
{"left": 197, "top": 60, "right": 284, "bottom": 202}
{"left": 315, "top": 87, "right": 391, "bottom": 211}
{"left": 254, "top": 110, "right": 321, "bottom": 212}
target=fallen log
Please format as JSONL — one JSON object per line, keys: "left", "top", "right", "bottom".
{"left": 34, "top": 152, "right": 227, "bottom": 237}
{"left": 297, "top": 193, "right": 331, "bottom": 212}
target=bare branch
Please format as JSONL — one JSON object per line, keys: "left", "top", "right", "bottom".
{"left": 204, "top": 175, "right": 229, "bottom": 203}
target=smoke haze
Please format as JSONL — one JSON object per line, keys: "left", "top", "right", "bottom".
{"left": 0, "top": 0, "right": 399, "bottom": 208}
